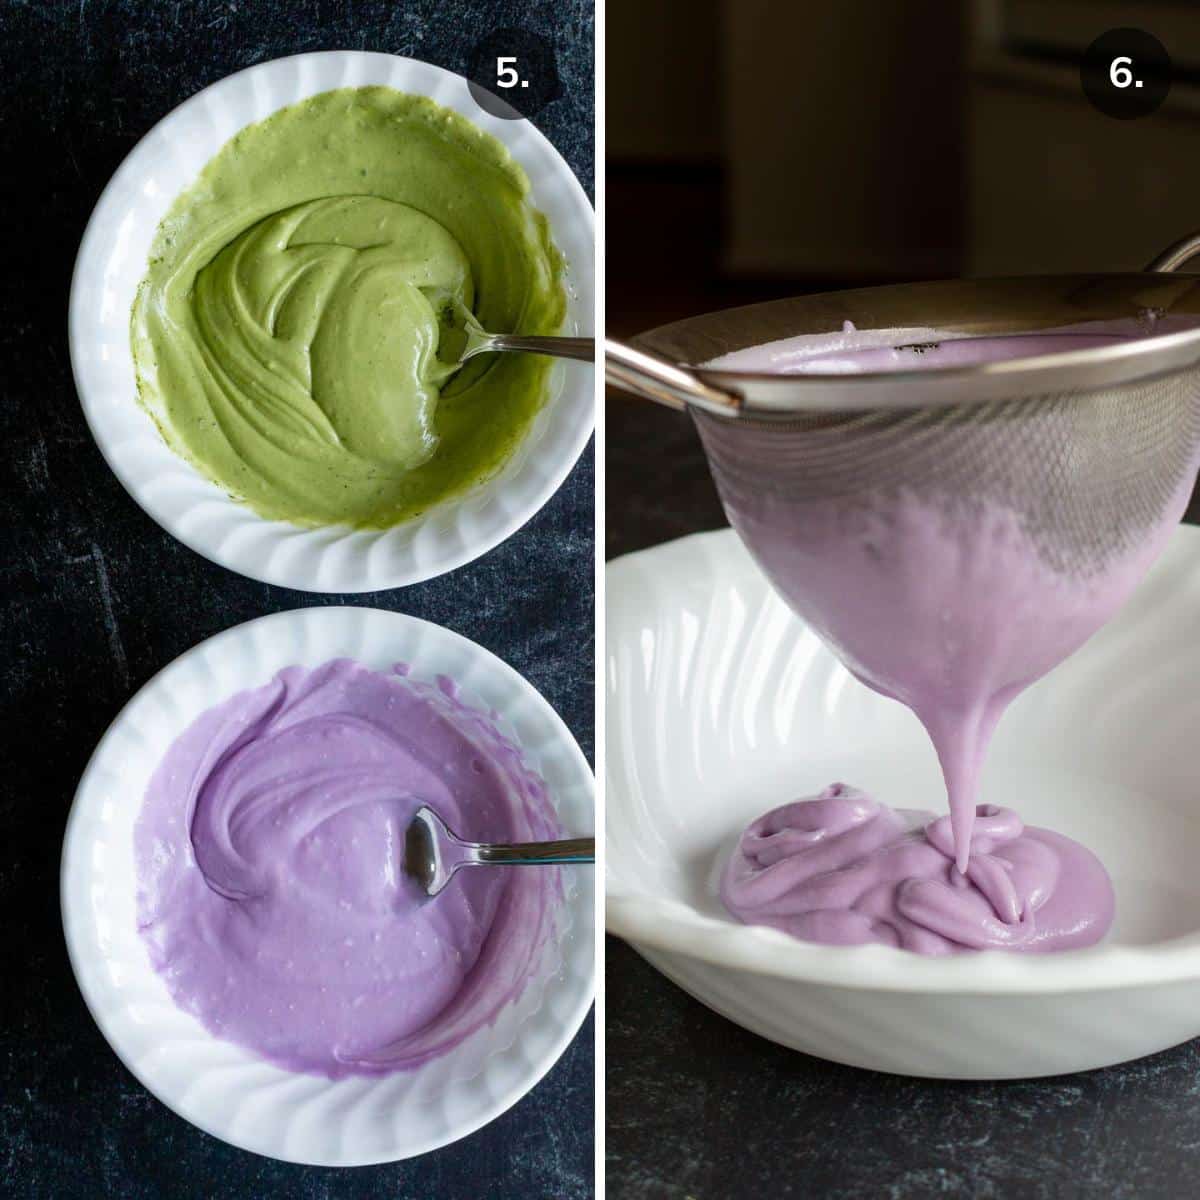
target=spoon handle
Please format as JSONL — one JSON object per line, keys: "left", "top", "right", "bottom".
{"left": 487, "top": 334, "right": 595, "bottom": 362}
{"left": 473, "top": 836, "right": 595, "bottom": 866}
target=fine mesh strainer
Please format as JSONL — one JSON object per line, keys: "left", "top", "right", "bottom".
{"left": 606, "top": 234, "right": 1200, "bottom": 578}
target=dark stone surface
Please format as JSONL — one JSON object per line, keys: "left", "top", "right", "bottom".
{"left": 606, "top": 336, "right": 1200, "bottom": 1200}
{"left": 607, "top": 936, "right": 1200, "bottom": 1200}
{"left": 0, "top": 2, "right": 593, "bottom": 1197}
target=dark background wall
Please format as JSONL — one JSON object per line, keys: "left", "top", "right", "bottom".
{"left": 0, "top": 3, "right": 594, "bottom": 1198}
{"left": 608, "top": 0, "right": 1200, "bottom": 294}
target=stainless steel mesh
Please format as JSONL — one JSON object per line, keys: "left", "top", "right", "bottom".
{"left": 694, "top": 365, "right": 1200, "bottom": 577}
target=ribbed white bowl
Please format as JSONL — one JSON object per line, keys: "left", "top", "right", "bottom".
{"left": 63, "top": 607, "right": 594, "bottom": 1163}
{"left": 69, "top": 52, "right": 594, "bottom": 592}
{"left": 607, "top": 526, "right": 1200, "bottom": 1079}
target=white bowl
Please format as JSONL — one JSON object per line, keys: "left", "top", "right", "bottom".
{"left": 62, "top": 607, "right": 594, "bottom": 1164}
{"left": 606, "top": 526, "right": 1200, "bottom": 1080}
{"left": 69, "top": 51, "right": 594, "bottom": 593}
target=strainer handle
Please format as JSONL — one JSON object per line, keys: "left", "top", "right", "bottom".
{"left": 1146, "top": 232, "right": 1200, "bottom": 273}
{"left": 605, "top": 337, "right": 743, "bottom": 416}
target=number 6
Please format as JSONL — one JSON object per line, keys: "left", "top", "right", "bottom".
{"left": 1110, "top": 56, "right": 1133, "bottom": 88}
{"left": 497, "top": 56, "right": 519, "bottom": 88}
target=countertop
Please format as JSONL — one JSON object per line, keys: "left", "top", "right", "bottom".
{"left": 0, "top": 2, "right": 593, "bottom": 1197}
{"left": 605, "top": 390, "right": 1200, "bottom": 1199}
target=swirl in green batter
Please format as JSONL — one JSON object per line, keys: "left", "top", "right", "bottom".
{"left": 131, "top": 87, "right": 566, "bottom": 529}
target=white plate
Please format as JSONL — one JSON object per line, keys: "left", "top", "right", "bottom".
{"left": 69, "top": 51, "right": 594, "bottom": 592}
{"left": 62, "top": 607, "right": 594, "bottom": 1164}
{"left": 607, "top": 526, "right": 1200, "bottom": 1079}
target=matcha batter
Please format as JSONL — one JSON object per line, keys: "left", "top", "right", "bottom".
{"left": 132, "top": 87, "right": 566, "bottom": 528}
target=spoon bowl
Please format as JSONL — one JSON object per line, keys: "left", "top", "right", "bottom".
{"left": 405, "top": 804, "right": 595, "bottom": 897}
{"left": 438, "top": 296, "right": 594, "bottom": 367}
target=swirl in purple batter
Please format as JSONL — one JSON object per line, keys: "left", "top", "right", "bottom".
{"left": 135, "top": 658, "right": 561, "bottom": 1078}
{"left": 721, "top": 784, "right": 1114, "bottom": 954}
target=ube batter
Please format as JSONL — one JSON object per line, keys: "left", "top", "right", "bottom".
{"left": 703, "top": 315, "right": 1200, "bottom": 375}
{"left": 700, "top": 325, "right": 1200, "bottom": 950}
{"left": 721, "top": 784, "right": 1113, "bottom": 954}
{"left": 135, "top": 659, "right": 560, "bottom": 1078}
{"left": 704, "top": 325, "right": 1134, "bottom": 375}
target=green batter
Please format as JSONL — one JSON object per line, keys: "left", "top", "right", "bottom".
{"left": 132, "top": 87, "right": 566, "bottom": 529}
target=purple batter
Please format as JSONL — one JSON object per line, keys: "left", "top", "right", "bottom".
{"left": 721, "top": 784, "right": 1114, "bottom": 954}
{"left": 702, "top": 325, "right": 1199, "bottom": 950}
{"left": 703, "top": 319, "right": 1188, "bottom": 375}
{"left": 135, "top": 658, "right": 561, "bottom": 1078}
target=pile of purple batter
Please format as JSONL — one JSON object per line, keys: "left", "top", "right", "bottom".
{"left": 135, "top": 658, "right": 560, "bottom": 1078}
{"left": 721, "top": 784, "right": 1114, "bottom": 954}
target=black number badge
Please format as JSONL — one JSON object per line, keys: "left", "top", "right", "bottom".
{"left": 467, "top": 29, "right": 562, "bottom": 121}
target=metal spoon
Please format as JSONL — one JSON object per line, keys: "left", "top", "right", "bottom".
{"left": 439, "top": 296, "right": 593, "bottom": 367}
{"left": 404, "top": 804, "right": 595, "bottom": 897}
{"left": 459, "top": 327, "right": 594, "bottom": 365}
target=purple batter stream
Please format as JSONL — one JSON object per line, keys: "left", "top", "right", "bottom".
{"left": 704, "top": 325, "right": 1200, "bottom": 951}
{"left": 135, "top": 658, "right": 561, "bottom": 1078}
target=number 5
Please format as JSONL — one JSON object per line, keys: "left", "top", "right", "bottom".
{"left": 497, "top": 56, "right": 519, "bottom": 89}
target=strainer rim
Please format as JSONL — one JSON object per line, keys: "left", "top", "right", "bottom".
{"left": 634, "top": 273, "right": 1200, "bottom": 417}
